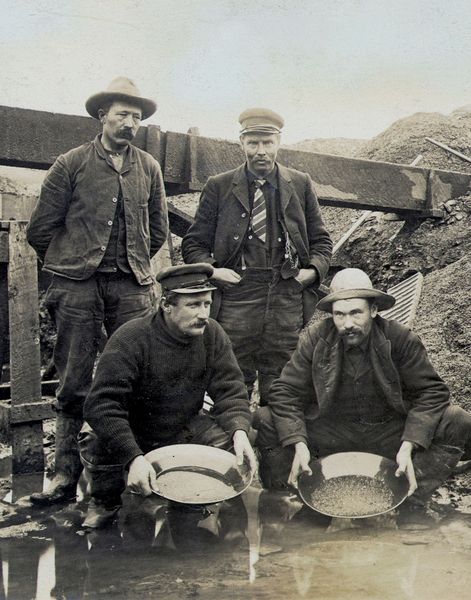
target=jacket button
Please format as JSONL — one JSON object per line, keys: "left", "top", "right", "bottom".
{"left": 234, "top": 234, "right": 240, "bottom": 240}
{"left": 112, "top": 197, "right": 118, "bottom": 203}
{"left": 248, "top": 235, "right": 253, "bottom": 240}
{"left": 241, "top": 212, "right": 247, "bottom": 218}
{"left": 101, "top": 246, "right": 106, "bottom": 251}
{"left": 107, "top": 220, "right": 113, "bottom": 226}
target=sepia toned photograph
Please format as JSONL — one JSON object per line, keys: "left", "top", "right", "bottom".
{"left": 0, "top": 1, "right": 470, "bottom": 598}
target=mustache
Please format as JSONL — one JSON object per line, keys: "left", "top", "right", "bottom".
{"left": 119, "top": 129, "right": 134, "bottom": 139}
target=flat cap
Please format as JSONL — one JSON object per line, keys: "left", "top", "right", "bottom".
{"left": 239, "top": 108, "right": 284, "bottom": 135}
{"left": 157, "top": 263, "right": 217, "bottom": 294}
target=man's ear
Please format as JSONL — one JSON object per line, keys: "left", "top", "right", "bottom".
{"left": 370, "top": 302, "right": 378, "bottom": 318}
{"left": 97, "top": 108, "right": 107, "bottom": 123}
{"left": 160, "top": 298, "right": 171, "bottom": 313}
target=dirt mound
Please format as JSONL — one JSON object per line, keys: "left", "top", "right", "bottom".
{"left": 415, "top": 256, "right": 471, "bottom": 410}
{"left": 358, "top": 111, "right": 471, "bottom": 173}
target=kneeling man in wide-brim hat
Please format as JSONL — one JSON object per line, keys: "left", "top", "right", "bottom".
{"left": 79, "top": 263, "right": 256, "bottom": 527}
{"left": 255, "top": 267, "right": 471, "bottom": 511}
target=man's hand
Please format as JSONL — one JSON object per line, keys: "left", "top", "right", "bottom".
{"left": 288, "top": 442, "right": 312, "bottom": 488}
{"left": 395, "top": 441, "right": 418, "bottom": 497}
{"left": 233, "top": 430, "right": 258, "bottom": 472}
{"left": 127, "top": 455, "right": 159, "bottom": 497}
{"left": 294, "top": 268, "right": 317, "bottom": 288}
{"left": 211, "top": 267, "right": 242, "bottom": 287}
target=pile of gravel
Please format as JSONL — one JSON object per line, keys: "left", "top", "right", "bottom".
{"left": 357, "top": 108, "right": 471, "bottom": 174}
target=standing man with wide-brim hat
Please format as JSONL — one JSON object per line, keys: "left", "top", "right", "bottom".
{"left": 27, "top": 77, "right": 168, "bottom": 506}
{"left": 182, "top": 108, "right": 332, "bottom": 406}
{"left": 255, "top": 268, "right": 471, "bottom": 510}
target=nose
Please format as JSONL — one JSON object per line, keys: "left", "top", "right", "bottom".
{"left": 197, "top": 305, "right": 210, "bottom": 320}
{"left": 255, "top": 142, "right": 267, "bottom": 155}
{"left": 344, "top": 315, "right": 354, "bottom": 330}
{"left": 123, "top": 114, "right": 134, "bottom": 128}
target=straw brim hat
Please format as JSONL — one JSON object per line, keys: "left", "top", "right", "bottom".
{"left": 317, "top": 288, "right": 396, "bottom": 313}
{"left": 86, "top": 77, "right": 157, "bottom": 121}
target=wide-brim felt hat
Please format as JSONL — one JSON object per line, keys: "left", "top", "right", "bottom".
{"left": 317, "top": 268, "right": 396, "bottom": 313}
{"left": 157, "top": 263, "right": 217, "bottom": 294}
{"left": 86, "top": 77, "right": 157, "bottom": 120}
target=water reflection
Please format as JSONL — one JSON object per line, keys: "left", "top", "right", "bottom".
{"left": 1, "top": 485, "right": 471, "bottom": 599}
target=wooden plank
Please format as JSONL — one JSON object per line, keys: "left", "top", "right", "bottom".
{"left": 11, "top": 400, "right": 54, "bottom": 424}
{"left": 163, "top": 131, "right": 188, "bottom": 184}
{"left": 0, "top": 193, "right": 38, "bottom": 220}
{"left": 145, "top": 124, "right": 164, "bottom": 166}
{"left": 0, "top": 230, "right": 9, "bottom": 262}
{"left": 0, "top": 379, "right": 59, "bottom": 401}
{"left": 7, "top": 221, "right": 43, "bottom": 473}
{"left": 383, "top": 273, "right": 424, "bottom": 327}
{"left": 0, "top": 398, "right": 54, "bottom": 426}
{"left": 1, "top": 105, "right": 470, "bottom": 215}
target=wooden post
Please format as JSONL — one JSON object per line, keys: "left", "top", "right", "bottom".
{"left": 6, "top": 221, "right": 44, "bottom": 474}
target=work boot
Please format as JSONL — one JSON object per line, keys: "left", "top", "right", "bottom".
{"left": 82, "top": 498, "right": 121, "bottom": 529}
{"left": 30, "top": 414, "right": 83, "bottom": 506}
{"left": 413, "top": 444, "right": 464, "bottom": 501}
{"left": 258, "top": 448, "right": 292, "bottom": 490}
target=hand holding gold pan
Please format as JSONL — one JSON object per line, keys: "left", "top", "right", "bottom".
{"left": 143, "top": 444, "right": 253, "bottom": 504}
{"left": 298, "top": 452, "right": 409, "bottom": 518}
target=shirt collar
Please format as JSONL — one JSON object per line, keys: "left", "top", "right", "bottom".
{"left": 93, "top": 134, "right": 134, "bottom": 166}
{"left": 245, "top": 164, "right": 279, "bottom": 189}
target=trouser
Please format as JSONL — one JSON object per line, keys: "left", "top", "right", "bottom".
{"left": 78, "top": 413, "right": 233, "bottom": 505}
{"left": 46, "top": 272, "right": 153, "bottom": 417}
{"left": 217, "top": 268, "right": 303, "bottom": 405}
{"left": 255, "top": 405, "right": 471, "bottom": 499}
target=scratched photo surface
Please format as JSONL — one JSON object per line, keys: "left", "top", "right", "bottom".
{"left": 0, "top": 1, "right": 471, "bottom": 599}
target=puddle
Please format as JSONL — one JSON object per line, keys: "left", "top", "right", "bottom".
{"left": 0, "top": 482, "right": 471, "bottom": 599}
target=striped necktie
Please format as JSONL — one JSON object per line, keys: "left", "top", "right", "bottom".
{"left": 251, "top": 179, "right": 267, "bottom": 243}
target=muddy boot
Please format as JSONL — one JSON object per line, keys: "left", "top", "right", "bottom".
{"left": 82, "top": 498, "right": 121, "bottom": 529}
{"left": 82, "top": 461, "right": 125, "bottom": 529}
{"left": 258, "top": 448, "right": 292, "bottom": 490}
{"left": 30, "top": 414, "right": 83, "bottom": 506}
{"left": 413, "top": 444, "right": 464, "bottom": 501}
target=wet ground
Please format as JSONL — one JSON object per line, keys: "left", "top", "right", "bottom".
{"left": 1, "top": 473, "right": 471, "bottom": 599}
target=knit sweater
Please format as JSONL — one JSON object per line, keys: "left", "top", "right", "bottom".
{"left": 84, "top": 310, "right": 252, "bottom": 465}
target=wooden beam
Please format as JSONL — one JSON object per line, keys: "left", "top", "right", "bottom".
{"left": 0, "top": 230, "right": 9, "bottom": 262}
{"left": 1, "top": 105, "right": 470, "bottom": 216}
{"left": 6, "top": 221, "right": 44, "bottom": 473}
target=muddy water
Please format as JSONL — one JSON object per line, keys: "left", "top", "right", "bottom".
{"left": 1, "top": 486, "right": 471, "bottom": 599}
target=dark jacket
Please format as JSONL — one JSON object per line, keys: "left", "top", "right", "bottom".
{"left": 84, "top": 311, "right": 252, "bottom": 466}
{"left": 269, "top": 315, "right": 450, "bottom": 450}
{"left": 181, "top": 163, "right": 332, "bottom": 320}
{"left": 26, "top": 135, "right": 168, "bottom": 285}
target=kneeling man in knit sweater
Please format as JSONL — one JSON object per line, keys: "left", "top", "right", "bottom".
{"left": 80, "top": 263, "right": 256, "bottom": 527}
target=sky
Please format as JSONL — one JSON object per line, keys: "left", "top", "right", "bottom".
{"left": 1, "top": 0, "right": 471, "bottom": 144}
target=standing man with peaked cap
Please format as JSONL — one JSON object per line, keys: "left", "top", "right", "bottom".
{"left": 182, "top": 108, "right": 332, "bottom": 406}
{"left": 255, "top": 268, "right": 471, "bottom": 506}
{"left": 79, "top": 263, "right": 256, "bottom": 527}
{"left": 27, "top": 77, "right": 168, "bottom": 505}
